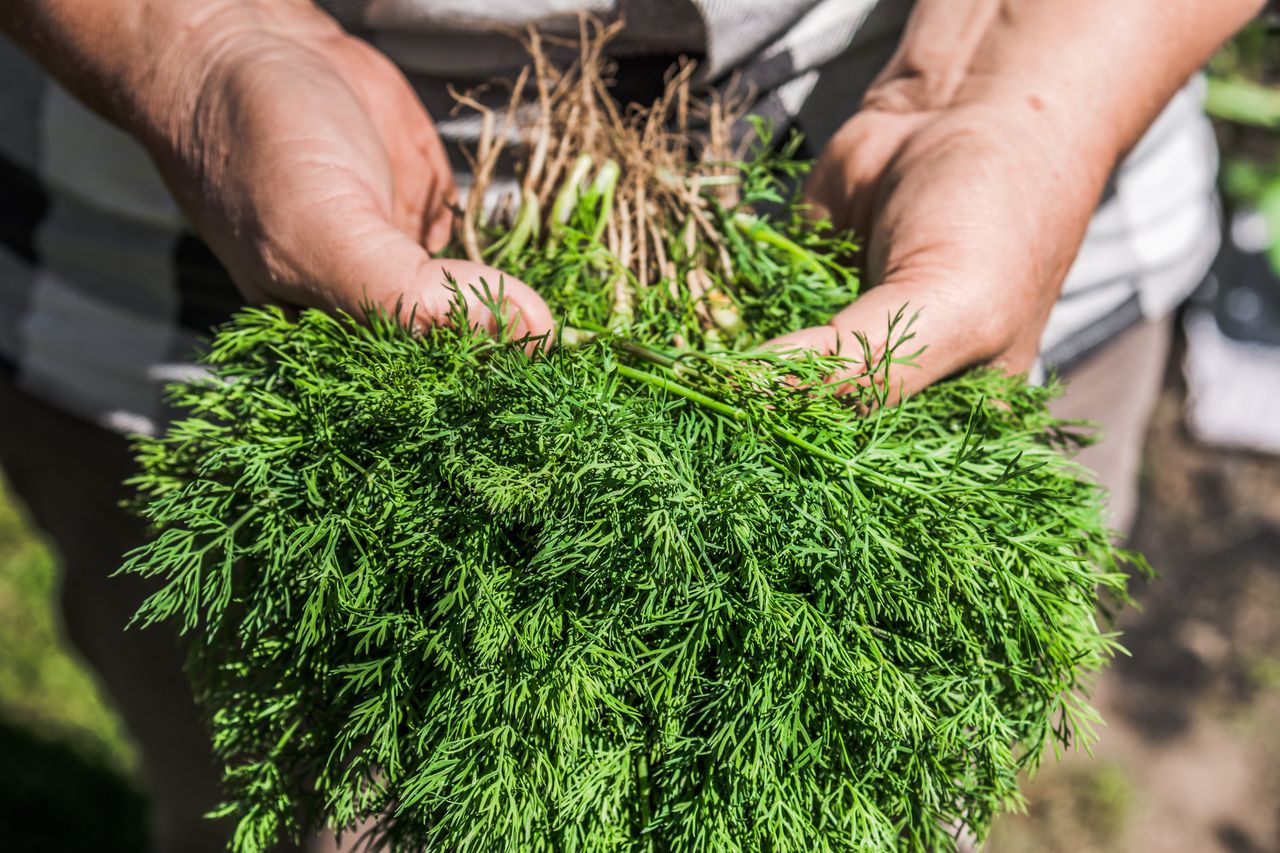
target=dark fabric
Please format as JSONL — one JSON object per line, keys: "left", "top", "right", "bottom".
{"left": 173, "top": 234, "right": 242, "bottom": 333}
{"left": 1043, "top": 290, "right": 1145, "bottom": 373}
{"left": 0, "top": 154, "right": 49, "bottom": 265}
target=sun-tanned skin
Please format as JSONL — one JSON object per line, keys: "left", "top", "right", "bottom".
{"left": 3, "top": 0, "right": 553, "bottom": 342}
{"left": 770, "top": 0, "right": 1263, "bottom": 397}
{"left": 1, "top": 0, "right": 1266, "bottom": 388}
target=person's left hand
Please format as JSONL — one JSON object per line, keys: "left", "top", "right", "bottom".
{"left": 766, "top": 92, "right": 1109, "bottom": 399}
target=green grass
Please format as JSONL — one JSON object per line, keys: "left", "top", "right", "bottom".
{"left": 0, "top": 476, "right": 146, "bottom": 850}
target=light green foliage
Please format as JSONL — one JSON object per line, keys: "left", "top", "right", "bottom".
{"left": 1207, "top": 23, "right": 1280, "bottom": 272}
{"left": 122, "top": 141, "right": 1136, "bottom": 851}
{"left": 0, "top": 481, "right": 134, "bottom": 772}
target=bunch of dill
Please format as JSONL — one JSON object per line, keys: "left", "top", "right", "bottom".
{"left": 121, "top": 21, "right": 1139, "bottom": 853}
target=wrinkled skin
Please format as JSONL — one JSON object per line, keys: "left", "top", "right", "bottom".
{"left": 769, "top": 96, "right": 1100, "bottom": 399}
{"left": 6, "top": 0, "right": 1261, "bottom": 384}
{"left": 143, "top": 3, "right": 553, "bottom": 341}
{"left": 768, "top": 0, "right": 1261, "bottom": 398}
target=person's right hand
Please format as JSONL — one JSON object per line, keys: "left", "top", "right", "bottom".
{"left": 139, "top": 2, "right": 552, "bottom": 340}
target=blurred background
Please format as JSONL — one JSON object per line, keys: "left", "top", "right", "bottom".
{"left": 992, "top": 19, "right": 1280, "bottom": 853}
{"left": 3, "top": 18, "right": 1280, "bottom": 853}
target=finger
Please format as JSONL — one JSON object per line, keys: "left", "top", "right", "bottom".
{"left": 422, "top": 207, "right": 454, "bottom": 255}
{"left": 760, "top": 325, "right": 838, "bottom": 357}
{"left": 757, "top": 325, "right": 844, "bottom": 391}
{"left": 415, "top": 258, "right": 556, "bottom": 351}
{"left": 761, "top": 320, "right": 881, "bottom": 397}
{"left": 803, "top": 151, "right": 874, "bottom": 237}
{"left": 802, "top": 110, "right": 926, "bottom": 236}
{"left": 289, "top": 213, "right": 555, "bottom": 349}
{"left": 802, "top": 154, "right": 843, "bottom": 227}
{"left": 762, "top": 280, "right": 997, "bottom": 404}
{"left": 822, "top": 285, "right": 938, "bottom": 402}
{"left": 412, "top": 124, "right": 457, "bottom": 255}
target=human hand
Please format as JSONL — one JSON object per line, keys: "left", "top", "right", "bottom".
{"left": 764, "top": 0, "right": 1262, "bottom": 400}
{"left": 767, "top": 95, "right": 1105, "bottom": 399}
{"left": 140, "top": 2, "right": 552, "bottom": 341}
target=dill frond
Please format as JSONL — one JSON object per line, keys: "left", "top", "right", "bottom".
{"left": 121, "top": 19, "right": 1141, "bottom": 852}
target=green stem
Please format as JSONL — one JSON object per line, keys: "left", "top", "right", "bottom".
{"left": 615, "top": 363, "right": 744, "bottom": 421}
{"left": 549, "top": 154, "right": 596, "bottom": 241}
{"left": 569, "top": 319, "right": 611, "bottom": 335}
{"left": 732, "top": 213, "right": 833, "bottom": 281}
{"left": 612, "top": 339, "right": 677, "bottom": 369}
{"left": 589, "top": 159, "right": 621, "bottom": 243}
{"left": 614, "top": 341, "right": 943, "bottom": 506}
{"left": 493, "top": 188, "right": 541, "bottom": 266}
{"left": 635, "top": 749, "right": 652, "bottom": 836}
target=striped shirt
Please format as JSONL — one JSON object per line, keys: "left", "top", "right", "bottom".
{"left": 0, "top": 1, "right": 1219, "bottom": 435}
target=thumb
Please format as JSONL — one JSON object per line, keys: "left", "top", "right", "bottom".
{"left": 298, "top": 215, "right": 554, "bottom": 348}
{"left": 400, "top": 257, "right": 555, "bottom": 349}
{"left": 762, "top": 282, "right": 973, "bottom": 403}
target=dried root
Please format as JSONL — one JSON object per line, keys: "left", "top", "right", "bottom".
{"left": 456, "top": 14, "right": 753, "bottom": 340}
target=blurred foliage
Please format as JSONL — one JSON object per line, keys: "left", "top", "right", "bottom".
{"left": 1245, "top": 652, "right": 1280, "bottom": 693}
{"left": 0, "top": 478, "right": 134, "bottom": 767}
{"left": 1209, "top": 18, "right": 1280, "bottom": 87}
{"left": 0, "top": 477, "right": 145, "bottom": 848}
{"left": 1208, "top": 19, "right": 1280, "bottom": 272}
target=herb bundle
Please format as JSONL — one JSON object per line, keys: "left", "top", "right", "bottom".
{"left": 122, "top": 21, "right": 1137, "bottom": 852}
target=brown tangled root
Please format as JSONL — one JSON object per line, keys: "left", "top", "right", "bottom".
{"left": 453, "top": 14, "right": 754, "bottom": 337}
